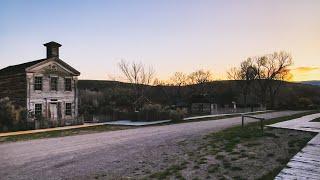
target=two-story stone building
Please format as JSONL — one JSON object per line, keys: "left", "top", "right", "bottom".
{"left": 0, "top": 41, "right": 81, "bottom": 128}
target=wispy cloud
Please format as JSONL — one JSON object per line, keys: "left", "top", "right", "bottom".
{"left": 291, "top": 66, "right": 320, "bottom": 73}
{"left": 290, "top": 66, "right": 320, "bottom": 81}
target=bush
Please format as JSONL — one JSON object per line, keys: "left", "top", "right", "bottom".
{"left": 169, "top": 108, "right": 187, "bottom": 122}
{"left": 297, "top": 97, "right": 313, "bottom": 109}
{"left": 0, "top": 97, "right": 27, "bottom": 132}
{"left": 84, "top": 103, "right": 188, "bottom": 122}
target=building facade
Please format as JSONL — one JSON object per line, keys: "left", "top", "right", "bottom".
{"left": 0, "top": 41, "right": 81, "bottom": 128}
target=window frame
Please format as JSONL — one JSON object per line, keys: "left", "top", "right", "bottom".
{"left": 34, "top": 76, "right": 43, "bottom": 91}
{"left": 35, "top": 104, "right": 42, "bottom": 117}
{"left": 64, "top": 78, "right": 72, "bottom": 91}
{"left": 50, "top": 76, "right": 58, "bottom": 91}
{"left": 65, "top": 103, "right": 72, "bottom": 116}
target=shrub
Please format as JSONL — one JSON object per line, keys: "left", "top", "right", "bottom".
{"left": 0, "top": 97, "right": 27, "bottom": 132}
{"left": 169, "top": 108, "right": 187, "bottom": 121}
{"left": 297, "top": 97, "right": 313, "bottom": 109}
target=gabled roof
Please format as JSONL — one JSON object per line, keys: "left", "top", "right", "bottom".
{"left": 0, "top": 59, "right": 47, "bottom": 76}
{"left": 0, "top": 57, "right": 80, "bottom": 76}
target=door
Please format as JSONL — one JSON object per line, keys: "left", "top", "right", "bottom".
{"left": 50, "top": 103, "right": 58, "bottom": 121}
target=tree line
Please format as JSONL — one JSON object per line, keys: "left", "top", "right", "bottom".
{"left": 117, "top": 51, "right": 293, "bottom": 109}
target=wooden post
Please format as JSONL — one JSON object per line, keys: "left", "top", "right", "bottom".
{"left": 260, "top": 118, "right": 264, "bottom": 132}
{"left": 242, "top": 115, "right": 244, "bottom": 128}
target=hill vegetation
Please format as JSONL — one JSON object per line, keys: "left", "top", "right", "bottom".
{"left": 78, "top": 80, "right": 320, "bottom": 114}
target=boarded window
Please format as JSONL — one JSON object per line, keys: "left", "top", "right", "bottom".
{"left": 65, "top": 103, "right": 72, "bottom": 116}
{"left": 34, "top": 77, "right": 42, "bottom": 91}
{"left": 50, "top": 77, "right": 58, "bottom": 91}
{"left": 65, "top": 78, "right": 72, "bottom": 91}
{"left": 35, "top": 104, "right": 42, "bottom": 117}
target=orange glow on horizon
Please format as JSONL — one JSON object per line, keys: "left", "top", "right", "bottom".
{"left": 290, "top": 66, "right": 320, "bottom": 82}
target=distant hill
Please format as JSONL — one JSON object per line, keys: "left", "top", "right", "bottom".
{"left": 78, "top": 80, "right": 132, "bottom": 91}
{"left": 78, "top": 79, "right": 320, "bottom": 109}
{"left": 300, "top": 81, "right": 320, "bottom": 86}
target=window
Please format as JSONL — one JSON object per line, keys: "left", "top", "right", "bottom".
{"left": 34, "top": 77, "right": 42, "bottom": 91}
{"left": 50, "top": 77, "right": 58, "bottom": 91}
{"left": 65, "top": 103, "right": 72, "bottom": 116}
{"left": 35, "top": 104, "right": 42, "bottom": 117}
{"left": 65, "top": 78, "right": 72, "bottom": 91}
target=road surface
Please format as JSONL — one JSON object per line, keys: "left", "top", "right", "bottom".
{"left": 0, "top": 111, "right": 303, "bottom": 180}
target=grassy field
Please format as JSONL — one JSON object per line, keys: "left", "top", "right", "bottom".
{"left": 146, "top": 111, "right": 318, "bottom": 180}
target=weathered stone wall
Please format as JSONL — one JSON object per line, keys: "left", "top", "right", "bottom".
{"left": 0, "top": 73, "right": 27, "bottom": 108}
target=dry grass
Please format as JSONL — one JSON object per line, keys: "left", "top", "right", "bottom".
{"left": 146, "top": 111, "right": 318, "bottom": 180}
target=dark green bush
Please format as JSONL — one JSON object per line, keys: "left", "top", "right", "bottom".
{"left": 169, "top": 108, "right": 187, "bottom": 121}
{"left": 0, "top": 97, "right": 28, "bottom": 132}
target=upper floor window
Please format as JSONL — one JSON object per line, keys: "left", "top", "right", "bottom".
{"left": 35, "top": 104, "right": 42, "bottom": 117}
{"left": 65, "top": 103, "right": 72, "bottom": 116}
{"left": 65, "top": 78, "right": 72, "bottom": 91}
{"left": 34, "top": 77, "right": 42, "bottom": 91}
{"left": 50, "top": 77, "right": 58, "bottom": 91}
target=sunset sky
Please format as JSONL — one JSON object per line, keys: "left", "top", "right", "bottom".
{"left": 0, "top": 0, "right": 319, "bottom": 81}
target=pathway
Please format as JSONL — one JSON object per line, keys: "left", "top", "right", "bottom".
{"left": 267, "top": 113, "right": 320, "bottom": 180}
{"left": 0, "top": 122, "right": 111, "bottom": 138}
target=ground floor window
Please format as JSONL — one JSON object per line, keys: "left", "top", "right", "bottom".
{"left": 65, "top": 103, "right": 72, "bottom": 116}
{"left": 35, "top": 104, "right": 42, "bottom": 117}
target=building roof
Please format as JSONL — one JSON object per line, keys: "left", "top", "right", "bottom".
{"left": 0, "top": 59, "right": 47, "bottom": 76}
{"left": 0, "top": 57, "right": 80, "bottom": 76}
{"left": 44, "top": 41, "right": 62, "bottom": 47}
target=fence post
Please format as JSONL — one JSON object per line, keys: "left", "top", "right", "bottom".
{"left": 260, "top": 118, "right": 264, "bottom": 132}
{"left": 242, "top": 115, "right": 244, "bottom": 128}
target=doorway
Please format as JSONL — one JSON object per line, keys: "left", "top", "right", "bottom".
{"left": 50, "top": 103, "right": 58, "bottom": 121}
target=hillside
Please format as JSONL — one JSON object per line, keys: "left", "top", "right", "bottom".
{"left": 78, "top": 80, "right": 320, "bottom": 110}
{"left": 300, "top": 81, "right": 320, "bottom": 86}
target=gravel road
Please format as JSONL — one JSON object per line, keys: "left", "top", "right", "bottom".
{"left": 0, "top": 111, "right": 303, "bottom": 180}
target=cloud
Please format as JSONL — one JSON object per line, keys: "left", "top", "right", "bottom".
{"left": 290, "top": 66, "right": 320, "bottom": 81}
{"left": 291, "top": 66, "right": 320, "bottom": 73}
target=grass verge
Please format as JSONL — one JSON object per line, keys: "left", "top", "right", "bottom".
{"left": 311, "top": 117, "right": 320, "bottom": 122}
{"left": 147, "top": 110, "right": 319, "bottom": 180}
{"left": 0, "top": 125, "right": 132, "bottom": 143}
{"left": 164, "top": 110, "right": 276, "bottom": 125}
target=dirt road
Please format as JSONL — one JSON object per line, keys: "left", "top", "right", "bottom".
{"left": 0, "top": 111, "right": 302, "bottom": 180}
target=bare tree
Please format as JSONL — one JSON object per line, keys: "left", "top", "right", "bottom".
{"left": 227, "top": 58, "right": 257, "bottom": 107}
{"left": 118, "top": 60, "right": 155, "bottom": 105}
{"left": 188, "top": 70, "right": 212, "bottom": 84}
{"left": 167, "top": 72, "right": 189, "bottom": 99}
{"left": 170, "top": 72, "right": 189, "bottom": 86}
{"left": 228, "top": 51, "right": 293, "bottom": 108}
{"left": 227, "top": 67, "right": 242, "bottom": 80}
{"left": 187, "top": 69, "right": 213, "bottom": 95}
{"left": 118, "top": 60, "right": 155, "bottom": 85}
{"left": 253, "top": 51, "right": 293, "bottom": 108}
{"left": 153, "top": 78, "right": 169, "bottom": 86}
